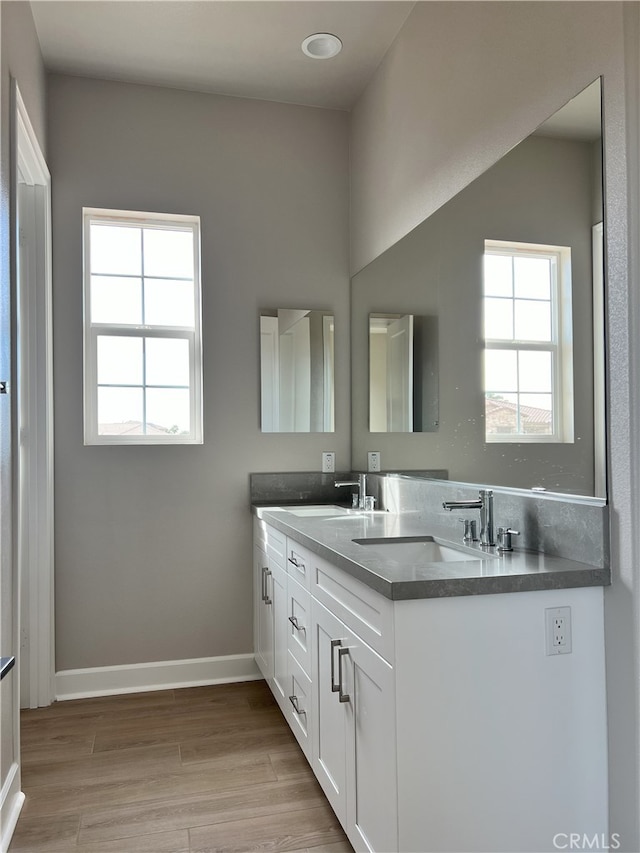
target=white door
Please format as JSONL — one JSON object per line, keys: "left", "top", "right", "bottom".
{"left": 312, "top": 599, "right": 350, "bottom": 825}
{"left": 345, "top": 636, "right": 398, "bottom": 853}
{"left": 386, "top": 314, "right": 414, "bottom": 432}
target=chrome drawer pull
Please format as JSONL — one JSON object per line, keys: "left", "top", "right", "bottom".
{"left": 338, "top": 646, "right": 350, "bottom": 703}
{"left": 330, "top": 638, "right": 341, "bottom": 692}
{"left": 288, "top": 556, "right": 305, "bottom": 571}
{"left": 262, "top": 568, "right": 272, "bottom": 605}
{"left": 289, "top": 694, "right": 306, "bottom": 716}
{"left": 261, "top": 566, "right": 268, "bottom": 602}
{"left": 288, "top": 615, "right": 305, "bottom": 633}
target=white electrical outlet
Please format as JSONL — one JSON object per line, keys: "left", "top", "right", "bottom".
{"left": 545, "top": 606, "right": 572, "bottom": 655}
{"left": 322, "top": 452, "right": 335, "bottom": 473}
{"left": 368, "top": 451, "right": 381, "bottom": 472}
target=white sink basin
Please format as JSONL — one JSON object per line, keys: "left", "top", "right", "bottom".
{"left": 352, "top": 536, "right": 493, "bottom": 563}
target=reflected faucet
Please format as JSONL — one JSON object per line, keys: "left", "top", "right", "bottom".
{"left": 442, "top": 489, "right": 495, "bottom": 546}
{"left": 335, "top": 473, "right": 367, "bottom": 509}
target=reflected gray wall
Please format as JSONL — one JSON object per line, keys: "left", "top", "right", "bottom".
{"left": 354, "top": 135, "right": 597, "bottom": 494}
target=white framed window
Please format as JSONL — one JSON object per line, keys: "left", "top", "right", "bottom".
{"left": 483, "top": 239, "right": 574, "bottom": 443}
{"left": 83, "top": 208, "right": 203, "bottom": 445}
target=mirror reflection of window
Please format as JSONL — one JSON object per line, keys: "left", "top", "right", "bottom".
{"left": 483, "top": 240, "right": 574, "bottom": 443}
{"left": 369, "top": 313, "right": 439, "bottom": 433}
{"left": 260, "top": 309, "right": 335, "bottom": 433}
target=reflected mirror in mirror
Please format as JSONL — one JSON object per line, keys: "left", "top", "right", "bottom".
{"left": 352, "top": 79, "right": 604, "bottom": 497}
{"left": 260, "top": 309, "right": 335, "bottom": 433}
{"left": 369, "top": 314, "right": 439, "bottom": 432}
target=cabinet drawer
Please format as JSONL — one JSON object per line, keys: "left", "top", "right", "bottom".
{"left": 286, "top": 650, "right": 313, "bottom": 762}
{"left": 266, "top": 524, "right": 286, "bottom": 567}
{"left": 313, "top": 560, "right": 394, "bottom": 663}
{"left": 287, "top": 575, "right": 311, "bottom": 675}
{"left": 286, "top": 539, "right": 314, "bottom": 589}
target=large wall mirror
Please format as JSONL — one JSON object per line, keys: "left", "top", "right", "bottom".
{"left": 352, "top": 79, "right": 605, "bottom": 497}
{"left": 260, "top": 308, "right": 335, "bottom": 432}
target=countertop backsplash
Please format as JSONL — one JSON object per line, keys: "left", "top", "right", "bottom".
{"left": 250, "top": 470, "right": 608, "bottom": 569}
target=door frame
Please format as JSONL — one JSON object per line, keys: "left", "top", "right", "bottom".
{"left": 13, "top": 82, "right": 54, "bottom": 709}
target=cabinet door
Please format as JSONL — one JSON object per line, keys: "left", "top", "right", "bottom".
{"left": 271, "top": 561, "right": 288, "bottom": 710}
{"left": 345, "top": 636, "right": 397, "bottom": 853}
{"left": 254, "top": 543, "right": 273, "bottom": 681}
{"left": 311, "top": 598, "right": 350, "bottom": 826}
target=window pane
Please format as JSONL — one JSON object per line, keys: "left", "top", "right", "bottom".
{"left": 485, "top": 350, "right": 517, "bottom": 392}
{"left": 520, "top": 394, "right": 553, "bottom": 435}
{"left": 518, "top": 350, "right": 552, "bottom": 393}
{"left": 97, "top": 336, "right": 143, "bottom": 385}
{"left": 484, "top": 298, "right": 514, "bottom": 340}
{"left": 485, "top": 393, "right": 518, "bottom": 435}
{"left": 146, "top": 388, "right": 190, "bottom": 434}
{"left": 514, "top": 300, "right": 551, "bottom": 342}
{"left": 91, "top": 276, "right": 142, "bottom": 324}
{"left": 90, "top": 224, "right": 141, "bottom": 276}
{"left": 144, "top": 279, "right": 195, "bottom": 327}
{"left": 98, "top": 387, "right": 143, "bottom": 434}
{"left": 143, "top": 228, "right": 194, "bottom": 279}
{"left": 484, "top": 254, "right": 512, "bottom": 297}
{"left": 145, "top": 338, "right": 190, "bottom": 386}
{"left": 514, "top": 256, "right": 551, "bottom": 300}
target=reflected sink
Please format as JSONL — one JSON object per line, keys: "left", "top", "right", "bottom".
{"left": 352, "top": 536, "right": 494, "bottom": 563}
{"left": 286, "top": 505, "right": 350, "bottom": 517}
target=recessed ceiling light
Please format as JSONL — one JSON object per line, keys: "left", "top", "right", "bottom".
{"left": 301, "top": 33, "right": 343, "bottom": 60}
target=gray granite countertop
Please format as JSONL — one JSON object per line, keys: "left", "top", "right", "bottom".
{"left": 253, "top": 505, "right": 610, "bottom": 600}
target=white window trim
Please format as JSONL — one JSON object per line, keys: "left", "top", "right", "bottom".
{"left": 484, "top": 239, "right": 574, "bottom": 444}
{"left": 82, "top": 208, "right": 203, "bottom": 445}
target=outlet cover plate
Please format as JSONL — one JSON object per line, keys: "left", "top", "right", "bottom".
{"left": 545, "top": 606, "right": 572, "bottom": 655}
{"left": 322, "top": 452, "right": 335, "bottom": 473}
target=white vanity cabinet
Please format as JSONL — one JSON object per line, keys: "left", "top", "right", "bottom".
{"left": 253, "top": 515, "right": 608, "bottom": 853}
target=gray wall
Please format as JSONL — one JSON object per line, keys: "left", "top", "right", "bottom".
{"left": 352, "top": 135, "right": 597, "bottom": 495}
{"left": 349, "top": 2, "right": 636, "bottom": 848}
{"left": 0, "top": 0, "right": 46, "bottom": 807}
{"left": 49, "top": 75, "right": 350, "bottom": 670}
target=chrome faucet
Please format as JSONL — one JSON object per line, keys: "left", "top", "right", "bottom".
{"left": 442, "top": 489, "right": 495, "bottom": 547}
{"left": 335, "top": 473, "right": 367, "bottom": 509}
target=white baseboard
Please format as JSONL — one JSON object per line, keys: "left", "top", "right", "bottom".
{"left": 0, "top": 762, "right": 24, "bottom": 853}
{"left": 55, "top": 653, "right": 261, "bottom": 701}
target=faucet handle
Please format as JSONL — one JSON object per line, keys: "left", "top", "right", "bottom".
{"left": 496, "top": 527, "right": 520, "bottom": 552}
{"left": 458, "top": 518, "right": 478, "bottom": 542}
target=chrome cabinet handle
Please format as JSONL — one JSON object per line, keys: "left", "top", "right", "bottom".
{"left": 261, "top": 566, "right": 268, "bottom": 602}
{"left": 262, "top": 568, "right": 272, "bottom": 605}
{"left": 288, "top": 615, "right": 305, "bottom": 633}
{"left": 330, "top": 638, "right": 341, "bottom": 693}
{"left": 288, "top": 556, "right": 305, "bottom": 571}
{"left": 289, "top": 694, "right": 306, "bottom": 716}
{"left": 338, "top": 646, "right": 350, "bottom": 703}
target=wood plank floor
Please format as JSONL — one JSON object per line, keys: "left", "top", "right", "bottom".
{"left": 10, "top": 680, "right": 353, "bottom": 853}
